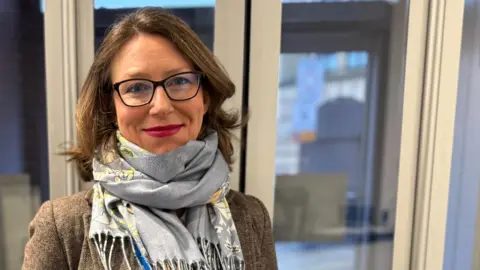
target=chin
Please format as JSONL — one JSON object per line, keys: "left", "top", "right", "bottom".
{"left": 147, "top": 144, "right": 175, "bottom": 155}
{"left": 140, "top": 131, "right": 193, "bottom": 154}
{"left": 148, "top": 140, "right": 188, "bottom": 155}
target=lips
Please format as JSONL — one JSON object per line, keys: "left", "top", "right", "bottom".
{"left": 143, "top": 125, "right": 183, "bottom": 132}
{"left": 143, "top": 124, "right": 183, "bottom": 138}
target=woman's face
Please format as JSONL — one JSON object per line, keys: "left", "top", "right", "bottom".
{"left": 110, "top": 33, "right": 208, "bottom": 154}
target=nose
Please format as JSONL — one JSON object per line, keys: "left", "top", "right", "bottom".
{"left": 149, "top": 86, "right": 174, "bottom": 116}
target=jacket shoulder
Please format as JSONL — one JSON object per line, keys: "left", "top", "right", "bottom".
{"left": 227, "top": 190, "right": 272, "bottom": 234}
{"left": 227, "top": 190, "right": 269, "bottom": 217}
{"left": 23, "top": 190, "right": 92, "bottom": 269}
{"left": 49, "top": 190, "right": 91, "bottom": 217}
{"left": 48, "top": 190, "right": 91, "bottom": 237}
{"left": 227, "top": 190, "right": 278, "bottom": 269}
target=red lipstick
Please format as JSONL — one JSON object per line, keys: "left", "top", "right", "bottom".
{"left": 143, "top": 124, "right": 183, "bottom": 138}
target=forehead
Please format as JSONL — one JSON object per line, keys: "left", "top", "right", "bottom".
{"left": 110, "top": 33, "right": 193, "bottom": 82}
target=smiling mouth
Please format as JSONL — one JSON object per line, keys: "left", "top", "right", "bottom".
{"left": 143, "top": 124, "right": 183, "bottom": 138}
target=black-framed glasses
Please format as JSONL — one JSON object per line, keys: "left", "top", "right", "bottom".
{"left": 112, "top": 71, "right": 202, "bottom": 107}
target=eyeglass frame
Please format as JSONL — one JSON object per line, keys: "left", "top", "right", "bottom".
{"left": 112, "top": 71, "right": 203, "bottom": 107}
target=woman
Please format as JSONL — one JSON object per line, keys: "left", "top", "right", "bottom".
{"left": 23, "top": 7, "right": 277, "bottom": 270}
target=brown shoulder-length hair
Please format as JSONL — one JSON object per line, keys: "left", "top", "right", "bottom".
{"left": 67, "top": 7, "right": 243, "bottom": 181}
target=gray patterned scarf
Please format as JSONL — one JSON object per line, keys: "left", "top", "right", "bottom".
{"left": 89, "top": 131, "right": 245, "bottom": 270}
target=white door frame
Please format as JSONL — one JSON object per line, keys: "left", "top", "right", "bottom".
{"left": 408, "top": 0, "right": 465, "bottom": 269}
{"left": 244, "top": 0, "right": 282, "bottom": 217}
{"left": 391, "top": 0, "right": 430, "bottom": 269}
{"left": 213, "top": 0, "right": 247, "bottom": 192}
{"left": 44, "top": 0, "right": 93, "bottom": 199}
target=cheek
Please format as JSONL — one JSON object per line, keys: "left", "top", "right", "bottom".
{"left": 177, "top": 96, "right": 207, "bottom": 136}
{"left": 113, "top": 96, "right": 127, "bottom": 124}
{"left": 180, "top": 102, "right": 205, "bottom": 125}
{"left": 194, "top": 94, "right": 208, "bottom": 125}
{"left": 113, "top": 96, "right": 144, "bottom": 128}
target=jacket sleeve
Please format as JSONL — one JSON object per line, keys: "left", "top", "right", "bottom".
{"left": 252, "top": 196, "right": 278, "bottom": 270}
{"left": 22, "top": 201, "right": 69, "bottom": 270}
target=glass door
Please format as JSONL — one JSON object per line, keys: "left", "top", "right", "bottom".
{"left": 244, "top": 0, "right": 429, "bottom": 269}
{"left": 275, "top": 49, "right": 386, "bottom": 269}
{"left": 274, "top": 3, "right": 400, "bottom": 269}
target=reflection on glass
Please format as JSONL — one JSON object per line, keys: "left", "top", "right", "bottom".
{"left": 94, "top": 2, "right": 215, "bottom": 51}
{"left": 276, "top": 53, "right": 367, "bottom": 176}
{"left": 0, "top": 1, "right": 48, "bottom": 269}
{"left": 274, "top": 1, "right": 408, "bottom": 269}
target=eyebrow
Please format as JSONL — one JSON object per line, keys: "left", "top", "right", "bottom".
{"left": 123, "top": 67, "right": 192, "bottom": 81}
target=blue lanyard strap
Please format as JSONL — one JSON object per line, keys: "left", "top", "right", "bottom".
{"left": 133, "top": 242, "right": 152, "bottom": 270}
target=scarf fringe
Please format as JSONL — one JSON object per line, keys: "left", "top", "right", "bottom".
{"left": 154, "top": 257, "right": 244, "bottom": 270}
{"left": 92, "top": 233, "right": 245, "bottom": 270}
{"left": 154, "top": 237, "right": 245, "bottom": 270}
{"left": 92, "top": 231, "right": 136, "bottom": 270}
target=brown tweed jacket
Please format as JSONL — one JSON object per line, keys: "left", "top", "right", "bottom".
{"left": 22, "top": 189, "right": 278, "bottom": 270}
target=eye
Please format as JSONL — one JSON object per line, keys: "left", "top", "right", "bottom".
{"left": 122, "top": 81, "right": 152, "bottom": 94}
{"left": 167, "top": 76, "right": 193, "bottom": 86}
